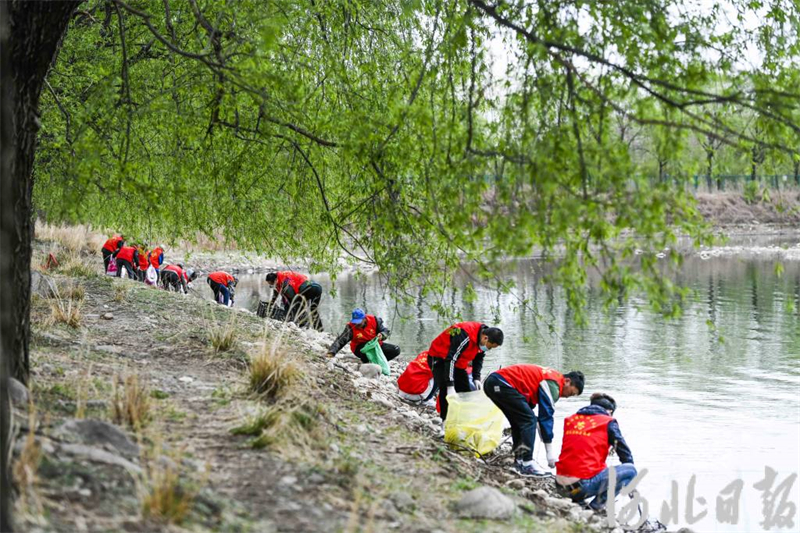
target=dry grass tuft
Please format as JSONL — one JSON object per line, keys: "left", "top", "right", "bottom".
{"left": 111, "top": 374, "right": 151, "bottom": 431}
{"left": 48, "top": 295, "right": 82, "bottom": 328}
{"left": 140, "top": 462, "right": 195, "bottom": 525}
{"left": 231, "top": 401, "right": 324, "bottom": 454}
{"left": 59, "top": 282, "right": 85, "bottom": 302}
{"left": 113, "top": 283, "right": 129, "bottom": 303}
{"left": 208, "top": 318, "right": 237, "bottom": 355}
{"left": 35, "top": 220, "right": 106, "bottom": 255}
{"left": 247, "top": 344, "right": 300, "bottom": 400}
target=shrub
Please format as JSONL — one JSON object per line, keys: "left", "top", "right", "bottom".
{"left": 208, "top": 320, "right": 236, "bottom": 354}
{"left": 48, "top": 295, "right": 82, "bottom": 328}
{"left": 231, "top": 401, "right": 323, "bottom": 454}
{"left": 140, "top": 463, "right": 194, "bottom": 525}
{"left": 111, "top": 374, "right": 151, "bottom": 431}
{"left": 247, "top": 346, "right": 300, "bottom": 400}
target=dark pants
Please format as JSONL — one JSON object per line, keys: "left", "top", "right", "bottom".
{"left": 102, "top": 249, "right": 113, "bottom": 271}
{"left": 431, "top": 358, "right": 472, "bottom": 421}
{"left": 116, "top": 259, "right": 136, "bottom": 279}
{"left": 285, "top": 281, "right": 323, "bottom": 330}
{"left": 161, "top": 270, "right": 182, "bottom": 292}
{"left": 484, "top": 373, "right": 537, "bottom": 462}
{"left": 208, "top": 279, "right": 231, "bottom": 305}
{"left": 353, "top": 342, "right": 400, "bottom": 364}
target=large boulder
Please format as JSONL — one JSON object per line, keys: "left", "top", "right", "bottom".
{"left": 55, "top": 419, "right": 140, "bottom": 457}
{"left": 31, "top": 271, "right": 58, "bottom": 298}
{"left": 455, "top": 486, "right": 517, "bottom": 519}
{"left": 8, "top": 377, "right": 29, "bottom": 407}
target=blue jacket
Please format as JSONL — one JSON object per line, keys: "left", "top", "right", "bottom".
{"left": 576, "top": 405, "right": 634, "bottom": 464}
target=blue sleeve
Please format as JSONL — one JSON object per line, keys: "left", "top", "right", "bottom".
{"left": 536, "top": 383, "right": 556, "bottom": 443}
{"left": 608, "top": 420, "right": 634, "bottom": 464}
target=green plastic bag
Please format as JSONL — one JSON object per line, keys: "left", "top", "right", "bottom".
{"left": 361, "top": 338, "right": 390, "bottom": 375}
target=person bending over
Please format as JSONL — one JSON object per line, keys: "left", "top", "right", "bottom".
{"left": 115, "top": 245, "right": 139, "bottom": 279}
{"left": 427, "top": 321, "right": 503, "bottom": 421}
{"left": 265, "top": 270, "right": 323, "bottom": 330}
{"left": 326, "top": 308, "right": 400, "bottom": 362}
{"left": 101, "top": 234, "right": 124, "bottom": 272}
{"left": 484, "top": 364, "right": 584, "bottom": 477}
{"left": 207, "top": 271, "right": 237, "bottom": 305}
{"left": 161, "top": 263, "right": 196, "bottom": 293}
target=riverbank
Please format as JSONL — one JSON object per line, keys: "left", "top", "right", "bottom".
{"left": 12, "top": 253, "right": 642, "bottom": 533}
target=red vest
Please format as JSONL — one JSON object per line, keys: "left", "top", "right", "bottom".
{"left": 556, "top": 413, "right": 613, "bottom": 479}
{"left": 397, "top": 352, "right": 432, "bottom": 395}
{"left": 164, "top": 264, "right": 187, "bottom": 282}
{"left": 103, "top": 236, "right": 123, "bottom": 252}
{"left": 138, "top": 250, "right": 149, "bottom": 270}
{"left": 149, "top": 247, "right": 163, "bottom": 268}
{"left": 208, "top": 271, "right": 234, "bottom": 285}
{"left": 276, "top": 271, "right": 308, "bottom": 293}
{"left": 348, "top": 315, "right": 379, "bottom": 352}
{"left": 427, "top": 321, "right": 483, "bottom": 370}
{"left": 494, "top": 365, "right": 565, "bottom": 405}
{"left": 116, "top": 246, "right": 136, "bottom": 263}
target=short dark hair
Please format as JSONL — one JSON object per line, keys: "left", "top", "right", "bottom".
{"left": 590, "top": 392, "right": 616, "bottom": 413}
{"left": 564, "top": 371, "right": 584, "bottom": 395}
{"left": 265, "top": 272, "right": 277, "bottom": 282}
{"left": 484, "top": 327, "right": 504, "bottom": 345}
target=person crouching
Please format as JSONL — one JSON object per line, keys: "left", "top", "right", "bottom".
{"left": 161, "top": 264, "right": 196, "bottom": 293}
{"left": 555, "top": 393, "right": 636, "bottom": 510}
{"left": 326, "top": 308, "right": 400, "bottom": 362}
{"left": 114, "top": 244, "right": 139, "bottom": 279}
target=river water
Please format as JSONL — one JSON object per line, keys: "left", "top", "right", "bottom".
{"left": 208, "top": 240, "right": 800, "bottom": 532}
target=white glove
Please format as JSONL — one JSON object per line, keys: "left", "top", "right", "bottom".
{"left": 545, "top": 443, "right": 556, "bottom": 468}
{"left": 447, "top": 386, "right": 456, "bottom": 397}
{"left": 473, "top": 379, "right": 482, "bottom": 390}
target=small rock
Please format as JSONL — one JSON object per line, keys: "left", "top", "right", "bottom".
{"left": 455, "top": 486, "right": 517, "bottom": 519}
{"left": 355, "top": 424, "right": 369, "bottom": 434}
{"left": 307, "top": 473, "right": 326, "bottom": 485}
{"left": 505, "top": 479, "right": 526, "bottom": 490}
{"left": 390, "top": 492, "right": 415, "bottom": 512}
{"left": 78, "top": 488, "right": 92, "bottom": 497}
{"left": 178, "top": 376, "right": 194, "bottom": 384}
{"left": 59, "top": 443, "right": 142, "bottom": 475}
{"left": 101, "top": 313, "right": 114, "bottom": 320}
{"left": 375, "top": 398, "right": 393, "bottom": 410}
{"left": 8, "top": 378, "right": 29, "bottom": 407}
{"left": 329, "top": 443, "right": 340, "bottom": 454}
{"left": 358, "top": 364, "right": 382, "bottom": 379}
{"left": 279, "top": 475, "right": 298, "bottom": 486}
{"left": 31, "top": 271, "right": 57, "bottom": 298}
{"left": 579, "top": 509, "right": 595, "bottom": 521}
{"left": 544, "top": 496, "right": 574, "bottom": 511}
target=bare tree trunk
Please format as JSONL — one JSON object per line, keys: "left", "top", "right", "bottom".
{"left": 2, "top": 3, "right": 79, "bottom": 528}
{"left": 705, "top": 149, "right": 714, "bottom": 192}
{"left": 1, "top": 4, "right": 14, "bottom": 529}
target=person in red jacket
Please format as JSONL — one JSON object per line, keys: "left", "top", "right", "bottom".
{"left": 427, "top": 321, "right": 504, "bottom": 421}
{"left": 136, "top": 246, "right": 150, "bottom": 282}
{"left": 326, "top": 308, "right": 400, "bottom": 362}
{"left": 101, "top": 235, "right": 124, "bottom": 272}
{"left": 555, "top": 393, "right": 636, "bottom": 510}
{"left": 149, "top": 246, "right": 164, "bottom": 273}
{"left": 160, "top": 264, "right": 196, "bottom": 293}
{"left": 115, "top": 245, "right": 139, "bottom": 279}
{"left": 397, "top": 351, "right": 437, "bottom": 403}
{"left": 207, "top": 271, "right": 237, "bottom": 305}
{"left": 484, "top": 364, "right": 584, "bottom": 477}
{"left": 265, "top": 270, "right": 323, "bottom": 330}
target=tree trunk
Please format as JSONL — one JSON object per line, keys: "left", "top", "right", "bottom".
{"left": 705, "top": 149, "right": 714, "bottom": 192}
{"left": 2, "top": 3, "right": 79, "bottom": 528}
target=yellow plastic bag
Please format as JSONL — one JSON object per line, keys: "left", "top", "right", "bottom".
{"left": 444, "top": 391, "right": 505, "bottom": 456}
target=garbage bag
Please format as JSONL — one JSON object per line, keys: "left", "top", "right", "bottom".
{"left": 145, "top": 265, "right": 158, "bottom": 285}
{"left": 444, "top": 391, "right": 505, "bottom": 456}
{"left": 361, "top": 338, "right": 390, "bottom": 375}
{"left": 106, "top": 260, "right": 117, "bottom": 276}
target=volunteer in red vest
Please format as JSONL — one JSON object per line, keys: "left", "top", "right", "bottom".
{"left": 484, "top": 364, "right": 584, "bottom": 477}
{"left": 555, "top": 393, "right": 635, "bottom": 510}
{"left": 115, "top": 244, "right": 139, "bottom": 279}
{"left": 160, "top": 263, "right": 196, "bottom": 293}
{"left": 207, "top": 271, "right": 237, "bottom": 305}
{"left": 397, "top": 351, "right": 437, "bottom": 403}
{"left": 149, "top": 245, "right": 164, "bottom": 273}
{"left": 136, "top": 246, "right": 150, "bottom": 282}
{"left": 326, "top": 308, "right": 400, "bottom": 363}
{"left": 265, "top": 270, "right": 323, "bottom": 330}
{"left": 101, "top": 234, "right": 124, "bottom": 272}
{"left": 427, "top": 321, "right": 504, "bottom": 421}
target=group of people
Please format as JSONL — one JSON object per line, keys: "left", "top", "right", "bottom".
{"left": 99, "top": 244, "right": 636, "bottom": 511}
{"left": 327, "top": 310, "right": 637, "bottom": 511}
{"left": 101, "top": 234, "right": 238, "bottom": 306}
